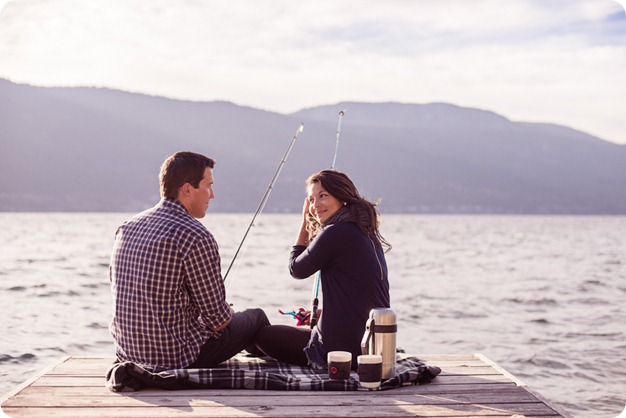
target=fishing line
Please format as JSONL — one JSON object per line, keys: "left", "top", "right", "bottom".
{"left": 309, "top": 109, "right": 346, "bottom": 329}
{"left": 223, "top": 123, "right": 304, "bottom": 282}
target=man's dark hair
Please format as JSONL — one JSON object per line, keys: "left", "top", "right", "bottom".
{"left": 159, "top": 151, "right": 215, "bottom": 199}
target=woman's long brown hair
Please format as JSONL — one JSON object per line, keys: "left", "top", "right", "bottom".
{"left": 305, "top": 169, "right": 391, "bottom": 252}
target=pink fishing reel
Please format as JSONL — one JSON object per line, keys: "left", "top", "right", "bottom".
{"left": 278, "top": 307, "right": 311, "bottom": 326}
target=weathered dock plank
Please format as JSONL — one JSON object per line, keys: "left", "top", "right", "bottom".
{"left": 1, "top": 354, "right": 571, "bottom": 418}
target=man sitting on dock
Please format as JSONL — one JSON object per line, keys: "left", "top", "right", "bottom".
{"left": 109, "top": 151, "right": 270, "bottom": 371}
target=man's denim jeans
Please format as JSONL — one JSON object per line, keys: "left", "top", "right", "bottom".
{"left": 188, "top": 308, "right": 270, "bottom": 368}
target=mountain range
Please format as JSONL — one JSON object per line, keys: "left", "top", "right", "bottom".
{"left": 1, "top": 78, "right": 625, "bottom": 214}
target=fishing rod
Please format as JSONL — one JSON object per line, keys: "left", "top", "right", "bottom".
{"left": 309, "top": 109, "right": 346, "bottom": 329}
{"left": 331, "top": 110, "right": 346, "bottom": 170}
{"left": 223, "top": 123, "right": 305, "bottom": 282}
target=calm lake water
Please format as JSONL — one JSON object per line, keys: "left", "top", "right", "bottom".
{"left": 0, "top": 212, "right": 625, "bottom": 417}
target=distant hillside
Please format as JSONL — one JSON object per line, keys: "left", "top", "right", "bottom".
{"left": 1, "top": 79, "right": 625, "bottom": 213}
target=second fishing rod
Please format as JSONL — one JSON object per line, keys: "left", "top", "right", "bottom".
{"left": 309, "top": 109, "right": 346, "bottom": 329}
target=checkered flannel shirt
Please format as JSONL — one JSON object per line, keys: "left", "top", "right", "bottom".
{"left": 109, "top": 198, "right": 232, "bottom": 369}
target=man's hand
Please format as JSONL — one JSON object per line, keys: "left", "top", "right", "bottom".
{"left": 212, "top": 305, "right": 235, "bottom": 331}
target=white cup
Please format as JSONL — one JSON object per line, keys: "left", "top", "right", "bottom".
{"left": 357, "top": 354, "right": 383, "bottom": 389}
{"left": 327, "top": 351, "right": 352, "bottom": 380}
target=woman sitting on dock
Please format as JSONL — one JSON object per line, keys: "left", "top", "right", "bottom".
{"left": 255, "top": 169, "right": 391, "bottom": 369}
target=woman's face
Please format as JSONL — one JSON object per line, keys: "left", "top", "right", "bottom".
{"left": 307, "top": 181, "right": 343, "bottom": 225}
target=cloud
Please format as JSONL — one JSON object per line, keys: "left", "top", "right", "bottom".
{"left": 0, "top": 0, "right": 625, "bottom": 143}
{"left": 0, "top": 0, "right": 12, "bottom": 12}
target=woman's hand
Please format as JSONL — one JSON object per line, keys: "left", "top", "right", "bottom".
{"left": 301, "top": 197, "right": 311, "bottom": 222}
{"left": 295, "top": 197, "right": 311, "bottom": 246}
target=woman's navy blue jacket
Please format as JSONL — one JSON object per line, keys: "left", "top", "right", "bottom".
{"left": 289, "top": 221, "right": 390, "bottom": 364}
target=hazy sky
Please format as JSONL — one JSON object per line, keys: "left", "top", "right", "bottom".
{"left": 1, "top": 0, "right": 625, "bottom": 144}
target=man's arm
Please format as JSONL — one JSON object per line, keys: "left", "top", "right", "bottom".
{"left": 186, "top": 234, "right": 233, "bottom": 331}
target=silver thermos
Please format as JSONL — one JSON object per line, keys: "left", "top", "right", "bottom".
{"left": 360, "top": 307, "right": 397, "bottom": 379}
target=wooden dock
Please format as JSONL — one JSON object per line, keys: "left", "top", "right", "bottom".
{"left": 1, "top": 354, "right": 571, "bottom": 417}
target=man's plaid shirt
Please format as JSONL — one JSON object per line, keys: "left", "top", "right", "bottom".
{"left": 109, "top": 198, "right": 232, "bottom": 369}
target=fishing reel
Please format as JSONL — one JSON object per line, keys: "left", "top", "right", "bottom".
{"left": 278, "top": 307, "right": 311, "bottom": 326}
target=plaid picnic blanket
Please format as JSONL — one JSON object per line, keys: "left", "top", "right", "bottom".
{"left": 105, "top": 353, "right": 440, "bottom": 392}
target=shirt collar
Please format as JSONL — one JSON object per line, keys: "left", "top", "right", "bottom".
{"left": 159, "top": 198, "right": 191, "bottom": 216}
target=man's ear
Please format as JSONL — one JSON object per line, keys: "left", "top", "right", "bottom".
{"left": 177, "top": 182, "right": 192, "bottom": 200}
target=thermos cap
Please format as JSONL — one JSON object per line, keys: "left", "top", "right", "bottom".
{"left": 369, "top": 308, "right": 396, "bottom": 325}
